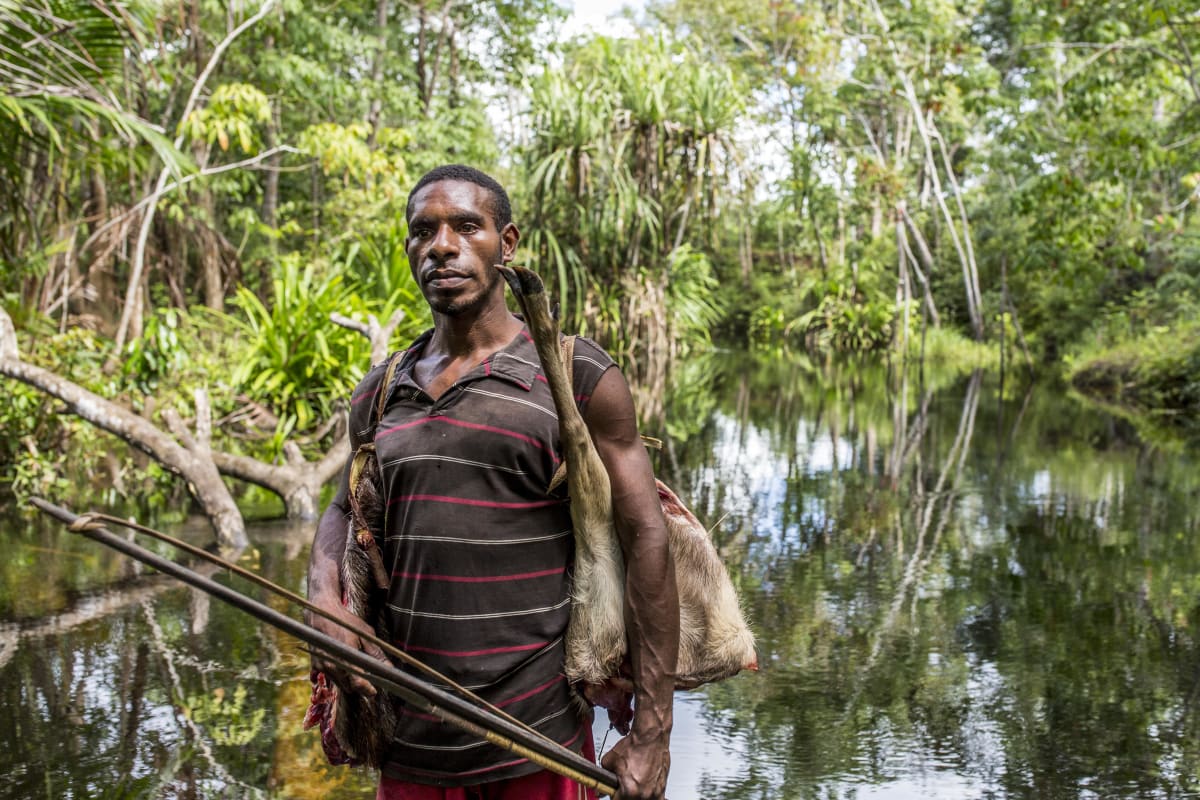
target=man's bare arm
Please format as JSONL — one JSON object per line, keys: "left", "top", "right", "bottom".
{"left": 586, "top": 367, "right": 678, "bottom": 800}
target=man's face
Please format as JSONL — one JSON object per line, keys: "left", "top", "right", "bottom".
{"left": 405, "top": 180, "right": 519, "bottom": 317}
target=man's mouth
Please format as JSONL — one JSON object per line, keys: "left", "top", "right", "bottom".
{"left": 425, "top": 269, "right": 470, "bottom": 288}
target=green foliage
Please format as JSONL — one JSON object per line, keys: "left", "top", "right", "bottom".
{"left": 1067, "top": 276, "right": 1200, "bottom": 436}
{"left": 521, "top": 34, "right": 748, "bottom": 354}
{"left": 789, "top": 276, "right": 900, "bottom": 352}
{"left": 180, "top": 83, "right": 272, "bottom": 153}
{"left": 0, "top": 0, "right": 189, "bottom": 277}
{"left": 122, "top": 308, "right": 189, "bottom": 394}
{"left": 664, "top": 245, "right": 724, "bottom": 350}
{"left": 185, "top": 685, "right": 267, "bottom": 748}
{"left": 7, "top": 0, "right": 1200, "bottom": 516}
{"left": 912, "top": 326, "right": 998, "bottom": 370}
{"left": 225, "top": 253, "right": 423, "bottom": 435}
{"left": 749, "top": 304, "right": 787, "bottom": 344}
{"left": 1, "top": 323, "right": 135, "bottom": 504}
{"left": 299, "top": 122, "right": 409, "bottom": 194}
{"left": 226, "top": 257, "right": 363, "bottom": 433}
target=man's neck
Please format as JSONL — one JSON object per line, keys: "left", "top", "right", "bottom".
{"left": 427, "top": 301, "right": 523, "bottom": 359}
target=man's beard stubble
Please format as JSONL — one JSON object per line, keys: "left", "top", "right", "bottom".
{"left": 427, "top": 250, "right": 505, "bottom": 317}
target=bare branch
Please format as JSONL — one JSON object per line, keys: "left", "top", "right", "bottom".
{"left": 329, "top": 312, "right": 370, "bottom": 337}
{"left": 331, "top": 307, "right": 406, "bottom": 365}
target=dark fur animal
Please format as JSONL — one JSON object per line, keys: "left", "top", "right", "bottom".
{"left": 331, "top": 447, "right": 398, "bottom": 768}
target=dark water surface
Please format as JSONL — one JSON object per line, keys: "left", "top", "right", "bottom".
{"left": 3, "top": 351, "right": 1200, "bottom": 799}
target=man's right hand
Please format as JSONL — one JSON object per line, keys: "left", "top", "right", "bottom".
{"left": 305, "top": 599, "right": 388, "bottom": 697}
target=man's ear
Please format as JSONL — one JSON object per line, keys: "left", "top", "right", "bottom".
{"left": 500, "top": 222, "right": 520, "bottom": 263}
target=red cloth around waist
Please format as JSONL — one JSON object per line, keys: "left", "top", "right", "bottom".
{"left": 376, "top": 727, "right": 599, "bottom": 800}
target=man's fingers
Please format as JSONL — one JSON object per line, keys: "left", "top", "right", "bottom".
{"left": 305, "top": 610, "right": 389, "bottom": 699}
{"left": 360, "top": 637, "right": 387, "bottom": 662}
{"left": 349, "top": 673, "right": 378, "bottom": 697}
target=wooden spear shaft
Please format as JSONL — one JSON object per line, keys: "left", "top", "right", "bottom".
{"left": 29, "top": 498, "right": 619, "bottom": 797}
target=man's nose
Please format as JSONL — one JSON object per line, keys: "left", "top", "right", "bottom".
{"left": 428, "top": 224, "right": 458, "bottom": 260}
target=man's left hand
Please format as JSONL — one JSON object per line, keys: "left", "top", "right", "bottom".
{"left": 600, "top": 731, "right": 670, "bottom": 800}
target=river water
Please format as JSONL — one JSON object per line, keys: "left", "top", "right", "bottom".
{"left": 2, "top": 351, "right": 1199, "bottom": 799}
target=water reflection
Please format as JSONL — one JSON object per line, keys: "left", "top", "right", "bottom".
{"left": 3, "top": 351, "right": 1200, "bottom": 799}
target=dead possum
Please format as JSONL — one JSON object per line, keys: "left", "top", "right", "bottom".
{"left": 305, "top": 447, "right": 397, "bottom": 768}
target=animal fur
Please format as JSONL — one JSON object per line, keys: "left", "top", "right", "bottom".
{"left": 498, "top": 265, "right": 757, "bottom": 694}
{"left": 656, "top": 479, "right": 757, "bottom": 688}
{"left": 331, "top": 449, "right": 398, "bottom": 768}
{"left": 499, "top": 266, "right": 627, "bottom": 685}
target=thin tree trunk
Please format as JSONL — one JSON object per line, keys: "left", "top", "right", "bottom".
{"left": 110, "top": 0, "right": 277, "bottom": 362}
{"left": 895, "top": 217, "right": 910, "bottom": 356}
{"left": 898, "top": 205, "right": 941, "bottom": 326}
{"left": 365, "top": 0, "right": 388, "bottom": 145}
{"left": 930, "top": 123, "right": 984, "bottom": 330}
{"left": 416, "top": 4, "right": 430, "bottom": 113}
{"left": 262, "top": 102, "right": 280, "bottom": 265}
{"left": 867, "top": 0, "right": 983, "bottom": 338}
{"left": 1000, "top": 256, "right": 1035, "bottom": 377}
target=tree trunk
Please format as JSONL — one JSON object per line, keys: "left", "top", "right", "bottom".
{"left": 109, "top": 0, "right": 277, "bottom": 362}
{"left": 898, "top": 205, "right": 941, "bottom": 326}
{"left": 868, "top": 0, "right": 983, "bottom": 338}
{"left": 416, "top": 5, "right": 430, "bottom": 113}
{"left": 365, "top": 0, "right": 388, "bottom": 146}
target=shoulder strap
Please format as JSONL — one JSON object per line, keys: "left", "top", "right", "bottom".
{"left": 346, "top": 347, "right": 406, "bottom": 543}
{"left": 373, "top": 348, "right": 408, "bottom": 428}
{"left": 343, "top": 349, "right": 407, "bottom": 591}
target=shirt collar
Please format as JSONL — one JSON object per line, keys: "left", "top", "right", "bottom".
{"left": 394, "top": 324, "right": 544, "bottom": 394}
{"left": 484, "top": 326, "right": 542, "bottom": 391}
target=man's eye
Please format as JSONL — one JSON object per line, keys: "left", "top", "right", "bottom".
{"left": 460, "top": 223, "right": 479, "bottom": 234}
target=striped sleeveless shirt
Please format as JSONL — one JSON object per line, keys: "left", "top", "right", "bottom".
{"left": 340, "top": 324, "right": 615, "bottom": 786}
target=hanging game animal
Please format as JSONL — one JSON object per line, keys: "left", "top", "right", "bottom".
{"left": 303, "top": 446, "right": 397, "bottom": 768}
{"left": 496, "top": 264, "right": 757, "bottom": 703}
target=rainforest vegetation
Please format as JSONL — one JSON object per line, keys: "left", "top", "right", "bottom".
{"left": 1, "top": 0, "right": 1198, "bottom": 522}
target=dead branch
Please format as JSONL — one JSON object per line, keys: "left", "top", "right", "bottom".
{"left": 0, "top": 307, "right": 247, "bottom": 550}
{"left": 330, "top": 306, "right": 407, "bottom": 366}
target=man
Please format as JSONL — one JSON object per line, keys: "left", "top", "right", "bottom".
{"left": 307, "top": 164, "right": 678, "bottom": 800}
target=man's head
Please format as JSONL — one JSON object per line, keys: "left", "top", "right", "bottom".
{"left": 405, "top": 164, "right": 512, "bottom": 232}
{"left": 404, "top": 165, "right": 520, "bottom": 318}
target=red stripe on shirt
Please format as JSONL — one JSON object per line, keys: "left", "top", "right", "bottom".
{"left": 402, "top": 641, "right": 550, "bottom": 658}
{"left": 388, "top": 494, "right": 565, "bottom": 509}
{"left": 377, "top": 416, "right": 559, "bottom": 463}
{"left": 392, "top": 567, "right": 566, "bottom": 583}
{"left": 351, "top": 387, "right": 379, "bottom": 406}
{"left": 496, "top": 674, "right": 566, "bottom": 708}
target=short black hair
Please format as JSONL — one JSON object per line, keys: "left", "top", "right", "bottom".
{"left": 405, "top": 164, "right": 513, "bottom": 230}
